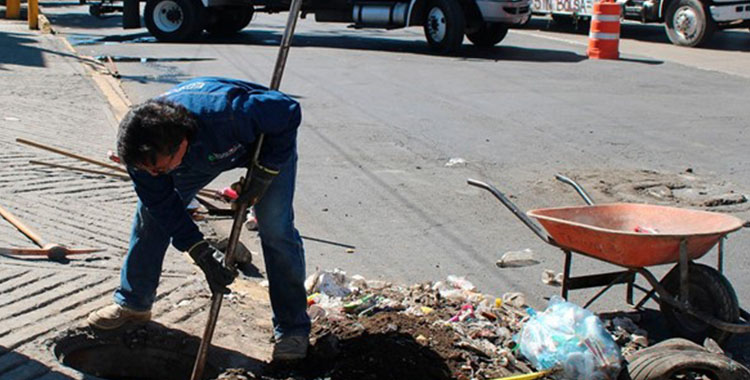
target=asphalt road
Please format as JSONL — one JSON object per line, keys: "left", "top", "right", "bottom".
{"left": 40, "top": 1, "right": 750, "bottom": 317}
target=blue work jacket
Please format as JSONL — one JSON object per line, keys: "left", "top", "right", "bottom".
{"left": 127, "top": 77, "right": 301, "bottom": 252}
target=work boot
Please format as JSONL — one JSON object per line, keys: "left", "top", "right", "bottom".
{"left": 87, "top": 304, "right": 151, "bottom": 330}
{"left": 272, "top": 335, "right": 309, "bottom": 361}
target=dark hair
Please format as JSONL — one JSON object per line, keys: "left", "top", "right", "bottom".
{"left": 117, "top": 99, "right": 198, "bottom": 167}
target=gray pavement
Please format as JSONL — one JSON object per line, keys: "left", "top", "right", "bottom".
{"left": 0, "top": 15, "right": 273, "bottom": 379}
{"left": 40, "top": 2, "right": 750, "bottom": 309}
{"left": 2, "top": 1, "right": 750, "bottom": 377}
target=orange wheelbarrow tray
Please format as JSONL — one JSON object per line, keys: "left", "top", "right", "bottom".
{"left": 468, "top": 176, "right": 750, "bottom": 344}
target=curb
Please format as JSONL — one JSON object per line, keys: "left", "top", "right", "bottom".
{"left": 38, "top": 4, "right": 132, "bottom": 123}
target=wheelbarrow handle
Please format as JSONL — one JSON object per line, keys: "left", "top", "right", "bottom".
{"left": 555, "top": 174, "right": 595, "bottom": 205}
{"left": 467, "top": 179, "right": 553, "bottom": 245}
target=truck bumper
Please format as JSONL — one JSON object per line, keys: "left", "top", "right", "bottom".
{"left": 476, "top": 0, "right": 532, "bottom": 23}
{"left": 710, "top": 3, "right": 750, "bottom": 22}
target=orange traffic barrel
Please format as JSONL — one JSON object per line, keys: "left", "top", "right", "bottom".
{"left": 587, "top": 0, "right": 621, "bottom": 59}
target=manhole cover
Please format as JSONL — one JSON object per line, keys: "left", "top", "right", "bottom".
{"left": 51, "top": 325, "right": 222, "bottom": 380}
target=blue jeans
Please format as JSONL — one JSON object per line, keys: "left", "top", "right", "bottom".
{"left": 114, "top": 154, "right": 311, "bottom": 339}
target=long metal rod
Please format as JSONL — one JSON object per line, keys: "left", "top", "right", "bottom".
{"left": 467, "top": 179, "right": 552, "bottom": 244}
{"left": 555, "top": 174, "right": 594, "bottom": 205}
{"left": 189, "top": 1, "right": 304, "bottom": 378}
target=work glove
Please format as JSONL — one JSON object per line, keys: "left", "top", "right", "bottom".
{"left": 187, "top": 240, "right": 237, "bottom": 294}
{"left": 233, "top": 162, "right": 279, "bottom": 206}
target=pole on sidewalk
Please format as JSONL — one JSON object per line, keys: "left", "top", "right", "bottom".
{"left": 188, "top": 0, "right": 304, "bottom": 378}
{"left": 6, "top": 0, "right": 20, "bottom": 19}
{"left": 28, "top": 0, "right": 38, "bottom": 29}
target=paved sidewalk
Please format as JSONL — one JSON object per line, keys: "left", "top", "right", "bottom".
{"left": 0, "top": 16, "right": 271, "bottom": 380}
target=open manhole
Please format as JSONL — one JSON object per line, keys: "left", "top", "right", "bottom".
{"left": 51, "top": 325, "right": 226, "bottom": 380}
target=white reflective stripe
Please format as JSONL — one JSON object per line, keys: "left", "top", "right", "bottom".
{"left": 591, "top": 14, "right": 620, "bottom": 21}
{"left": 589, "top": 32, "right": 619, "bottom": 40}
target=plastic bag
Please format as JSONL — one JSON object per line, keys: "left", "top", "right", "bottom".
{"left": 518, "top": 296, "right": 622, "bottom": 380}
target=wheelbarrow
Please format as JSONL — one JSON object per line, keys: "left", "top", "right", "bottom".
{"left": 468, "top": 175, "right": 750, "bottom": 345}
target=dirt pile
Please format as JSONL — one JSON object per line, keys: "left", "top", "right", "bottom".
{"left": 217, "top": 272, "right": 541, "bottom": 380}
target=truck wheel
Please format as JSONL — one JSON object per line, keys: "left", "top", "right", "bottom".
{"left": 466, "top": 22, "right": 508, "bottom": 47}
{"left": 423, "top": 0, "right": 465, "bottom": 54}
{"left": 659, "top": 263, "right": 739, "bottom": 345}
{"left": 144, "top": 0, "right": 205, "bottom": 42}
{"left": 206, "top": 7, "right": 253, "bottom": 35}
{"left": 665, "top": 0, "right": 716, "bottom": 47}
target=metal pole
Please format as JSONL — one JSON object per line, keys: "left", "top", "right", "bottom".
{"left": 189, "top": 0, "right": 304, "bottom": 378}
{"left": 679, "top": 238, "right": 689, "bottom": 303}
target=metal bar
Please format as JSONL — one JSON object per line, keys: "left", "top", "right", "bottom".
{"left": 467, "top": 179, "right": 553, "bottom": 245}
{"left": 562, "top": 251, "right": 572, "bottom": 300}
{"left": 190, "top": 0, "right": 304, "bottom": 378}
{"left": 554, "top": 174, "right": 594, "bottom": 205}
{"left": 582, "top": 271, "right": 634, "bottom": 308}
{"left": 626, "top": 273, "right": 634, "bottom": 305}
{"left": 0, "top": 247, "right": 103, "bottom": 256}
{"left": 566, "top": 270, "right": 635, "bottom": 290}
{"left": 679, "top": 238, "right": 689, "bottom": 303}
{"left": 718, "top": 237, "right": 725, "bottom": 274}
{"left": 634, "top": 289, "right": 655, "bottom": 309}
{"left": 0, "top": 204, "right": 45, "bottom": 248}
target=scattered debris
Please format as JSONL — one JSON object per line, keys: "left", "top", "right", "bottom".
{"left": 496, "top": 248, "right": 540, "bottom": 268}
{"left": 541, "top": 269, "right": 563, "bottom": 286}
{"left": 445, "top": 158, "right": 467, "bottom": 167}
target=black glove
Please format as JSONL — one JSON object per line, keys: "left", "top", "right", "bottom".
{"left": 187, "top": 240, "right": 237, "bottom": 294}
{"left": 235, "top": 162, "right": 279, "bottom": 206}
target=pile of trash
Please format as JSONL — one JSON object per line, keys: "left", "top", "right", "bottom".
{"left": 219, "top": 269, "right": 631, "bottom": 380}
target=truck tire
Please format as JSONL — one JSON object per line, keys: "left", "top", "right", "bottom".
{"left": 423, "top": 0, "right": 465, "bottom": 54}
{"left": 659, "top": 263, "right": 739, "bottom": 345}
{"left": 664, "top": 0, "right": 716, "bottom": 47}
{"left": 206, "top": 7, "right": 253, "bottom": 35}
{"left": 144, "top": 0, "right": 205, "bottom": 42}
{"left": 466, "top": 22, "right": 508, "bottom": 47}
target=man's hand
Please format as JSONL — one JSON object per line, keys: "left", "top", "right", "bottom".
{"left": 187, "top": 240, "right": 237, "bottom": 294}
{"left": 234, "top": 162, "right": 279, "bottom": 206}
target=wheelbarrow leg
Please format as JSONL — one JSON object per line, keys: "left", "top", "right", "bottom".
{"left": 562, "top": 250, "right": 572, "bottom": 300}
{"left": 627, "top": 274, "right": 634, "bottom": 305}
{"left": 679, "top": 238, "right": 689, "bottom": 303}
{"left": 717, "top": 237, "right": 725, "bottom": 274}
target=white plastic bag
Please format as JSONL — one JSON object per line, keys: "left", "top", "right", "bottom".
{"left": 518, "top": 296, "right": 622, "bottom": 380}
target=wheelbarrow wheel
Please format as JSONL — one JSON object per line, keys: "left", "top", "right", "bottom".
{"left": 659, "top": 263, "right": 739, "bottom": 345}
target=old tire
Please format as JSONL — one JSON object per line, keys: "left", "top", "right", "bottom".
{"left": 423, "top": 0, "right": 465, "bottom": 54}
{"left": 206, "top": 7, "right": 253, "bottom": 35}
{"left": 144, "top": 0, "right": 205, "bottom": 42}
{"left": 624, "top": 342, "right": 750, "bottom": 380}
{"left": 665, "top": 0, "right": 716, "bottom": 47}
{"left": 466, "top": 22, "right": 508, "bottom": 47}
{"left": 659, "top": 263, "right": 739, "bottom": 345}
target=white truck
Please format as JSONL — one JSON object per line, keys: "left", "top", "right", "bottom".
{"left": 120, "top": 0, "right": 531, "bottom": 53}
{"left": 531, "top": 0, "right": 750, "bottom": 46}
